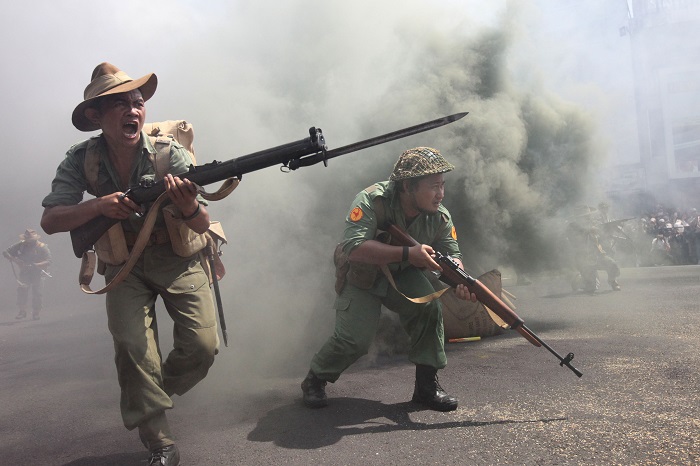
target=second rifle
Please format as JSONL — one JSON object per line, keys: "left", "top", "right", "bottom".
{"left": 387, "top": 224, "right": 583, "bottom": 378}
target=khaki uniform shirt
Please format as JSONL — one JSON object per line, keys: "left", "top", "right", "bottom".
{"left": 41, "top": 132, "right": 199, "bottom": 232}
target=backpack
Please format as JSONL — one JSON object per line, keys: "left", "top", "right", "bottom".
{"left": 79, "top": 120, "right": 238, "bottom": 294}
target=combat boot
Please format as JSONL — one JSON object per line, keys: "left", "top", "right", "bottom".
{"left": 15, "top": 310, "right": 26, "bottom": 320}
{"left": 609, "top": 280, "right": 621, "bottom": 291}
{"left": 301, "top": 369, "right": 328, "bottom": 408}
{"left": 148, "top": 444, "right": 180, "bottom": 466}
{"left": 412, "top": 364, "right": 458, "bottom": 412}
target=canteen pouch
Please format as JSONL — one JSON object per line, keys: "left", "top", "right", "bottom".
{"left": 163, "top": 204, "right": 207, "bottom": 257}
{"left": 94, "top": 223, "right": 129, "bottom": 266}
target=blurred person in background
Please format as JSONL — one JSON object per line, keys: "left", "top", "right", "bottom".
{"left": 3, "top": 228, "right": 51, "bottom": 320}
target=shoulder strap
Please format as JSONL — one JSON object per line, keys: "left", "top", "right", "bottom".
{"left": 84, "top": 135, "right": 172, "bottom": 192}
{"left": 363, "top": 184, "right": 389, "bottom": 231}
{"left": 149, "top": 135, "right": 174, "bottom": 181}
{"left": 84, "top": 137, "right": 101, "bottom": 196}
{"left": 144, "top": 120, "right": 196, "bottom": 162}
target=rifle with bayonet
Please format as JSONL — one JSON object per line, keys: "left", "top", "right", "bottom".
{"left": 386, "top": 224, "right": 583, "bottom": 378}
{"left": 70, "top": 112, "right": 468, "bottom": 258}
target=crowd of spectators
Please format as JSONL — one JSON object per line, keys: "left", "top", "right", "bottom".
{"left": 606, "top": 204, "right": 700, "bottom": 267}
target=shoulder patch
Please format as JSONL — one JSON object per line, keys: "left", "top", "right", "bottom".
{"left": 350, "top": 207, "right": 364, "bottom": 222}
{"left": 451, "top": 226, "right": 458, "bottom": 240}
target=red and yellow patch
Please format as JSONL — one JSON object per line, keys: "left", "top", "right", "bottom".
{"left": 350, "top": 207, "right": 364, "bottom": 222}
{"left": 451, "top": 226, "right": 458, "bottom": 240}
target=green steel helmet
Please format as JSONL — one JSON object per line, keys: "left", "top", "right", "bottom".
{"left": 389, "top": 147, "right": 455, "bottom": 181}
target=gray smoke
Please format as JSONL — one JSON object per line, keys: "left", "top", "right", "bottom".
{"left": 0, "top": 1, "right": 640, "bottom": 385}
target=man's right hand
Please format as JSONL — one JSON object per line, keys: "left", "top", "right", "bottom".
{"left": 98, "top": 192, "right": 140, "bottom": 219}
{"left": 407, "top": 244, "right": 442, "bottom": 272}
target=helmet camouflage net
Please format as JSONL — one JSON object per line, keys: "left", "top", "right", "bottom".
{"left": 389, "top": 147, "right": 455, "bottom": 181}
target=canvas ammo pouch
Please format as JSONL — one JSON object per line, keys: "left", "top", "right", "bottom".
{"left": 333, "top": 229, "right": 392, "bottom": 293}
{"left": 334, "top": 244, "right": 380, "bottom": 294}
{"left": 93, "top": 222, "right": 129, "bottom": 266}
{"left": 162, "top": 204, "right": 208, "bottom": 257}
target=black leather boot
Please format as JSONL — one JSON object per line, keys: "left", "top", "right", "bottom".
{"left": 148, "top": 444, "right": 180, "bottom": 466}
{"left": 301, "top": 369, "right": 328, "bottom": 408}
{"left": 412, "top": 364, "right": 458, "bottom": 412}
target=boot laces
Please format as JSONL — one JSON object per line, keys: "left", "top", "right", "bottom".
{"left": 434, "top": 374, "right": 447, "bottom": 394}
{"left": 148, "top": 449, "right": 168, "bottom": 466}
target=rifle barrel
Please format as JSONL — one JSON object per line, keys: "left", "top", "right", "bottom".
{"left": 69, "top": 112, "right": 469, "bottom": 258}
{"left": 521, "top": 325, "right": 583, "bottom": 377}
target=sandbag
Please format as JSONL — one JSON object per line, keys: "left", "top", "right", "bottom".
{"left": 429, "top": 269, "right": 505, "bottom": 339}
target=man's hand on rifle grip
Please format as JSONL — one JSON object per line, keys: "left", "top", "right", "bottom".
{"left": 99, "top": 192, "right": 139, "bottom": 220}
{"left": 451, "top": 257, "right": 477, "bottom": 302}
{"left": 407, "top": 244, "right": 442, "bottom": 271}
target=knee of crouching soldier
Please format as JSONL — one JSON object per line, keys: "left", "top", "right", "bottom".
{"left": 335, "top": 333, "right": 371, "bottom": 358}
{"left": 426, "top": 300, "right": 443, "bottom": 320}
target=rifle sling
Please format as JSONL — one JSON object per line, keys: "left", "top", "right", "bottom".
{"left": 78, "top": 178, "right": 239, "bottom": 294}
{"left": 379, "top": 223, "right": 513, "bottom": 330}
{"left": 378, "top": 264, "right": 450, "bottom": 304}
{"left": 378, "top": 264, "right": 509, "bottom": 330}
{"left": 9, "top": 261, "right": 28, "bottom": 287}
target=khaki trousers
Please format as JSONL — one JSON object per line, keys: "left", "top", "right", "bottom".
{"left": 105, "top": 244, "right": 218, "bottom": 431}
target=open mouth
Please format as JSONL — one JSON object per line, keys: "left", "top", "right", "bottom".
{"left": 123, "top": 122, "right": 139, "bottom": 137}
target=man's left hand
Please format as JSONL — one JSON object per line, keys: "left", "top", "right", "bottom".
{"left": 164, "top": 174, "right": 199, "bottom": 216}
{"left": 454, "top": 284, "right": 477, "bottom": 302}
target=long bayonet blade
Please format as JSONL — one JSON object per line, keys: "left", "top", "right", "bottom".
{"left": 325, "top": 112, "right": 468, "bottom": 160}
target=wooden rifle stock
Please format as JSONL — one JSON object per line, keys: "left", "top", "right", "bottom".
{"left": 386, "top": 224, "right": 583, "bottom": 378}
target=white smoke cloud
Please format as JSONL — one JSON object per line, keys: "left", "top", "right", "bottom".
{"left": 0, "top": 0, "right": 645, "bottom": 382}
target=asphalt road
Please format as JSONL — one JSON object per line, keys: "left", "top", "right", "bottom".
{"left": 1, "top": 265, "right": 699, "bottom": 465}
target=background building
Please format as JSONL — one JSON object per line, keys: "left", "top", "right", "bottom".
{"left": 623, "top": 0, "right": 700, "bottom": 210}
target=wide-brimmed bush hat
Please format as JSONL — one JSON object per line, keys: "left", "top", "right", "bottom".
{"left": 72, "top": 62, "right": 157, "bottom": 131}
{"left": 20, "top": 229, "right": 40, "bottom": 241}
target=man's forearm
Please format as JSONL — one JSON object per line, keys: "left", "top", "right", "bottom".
{"left": 348, "top": 240, "right": 404, "bottom": 265}
{"left": 41, "top": 200, "right": 101, "bottom": 234}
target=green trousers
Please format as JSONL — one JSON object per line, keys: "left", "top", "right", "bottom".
{"left": 105, "top": 244, "right": 218, "bottom": 430}
{"left": 311, "top": 267, "right": 446, "bottom": 382}
{"left": 578, "top": 253, "right": 620, "bottom": 290}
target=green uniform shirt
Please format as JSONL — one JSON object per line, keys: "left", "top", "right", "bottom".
{"left": 341, "top": 181, "right": 462, "bottom": 261}
{"left": 41, "top": 132, "right": 199, "bottom": 233}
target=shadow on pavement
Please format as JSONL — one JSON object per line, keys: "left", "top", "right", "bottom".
{"left": 61, "top": 451, "right": 144, "bottom": 466}
{"left": 248, "top": 397, "right": 566, "bottom": 449}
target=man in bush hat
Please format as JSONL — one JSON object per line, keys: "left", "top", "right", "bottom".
{"left": 40, "top": 63, "right": 218, "bottom": 466}
{"left": 301, "top": 147, "right": 477, "bottom": 412}
{"left": 3, "top": 229, "right": 51, "bottom": 320}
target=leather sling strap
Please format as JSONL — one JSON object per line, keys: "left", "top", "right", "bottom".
{"left": 378, "top": 263, "right": 450, "bottom": 304}
{"left": 79, "top": 178, "right": 240, "bottom": 294}
{"left": 365, "top": 187, "right": 450, "bottom": 304}
{"left": 80, "top": 191, "right": 168, "bottom": 294}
